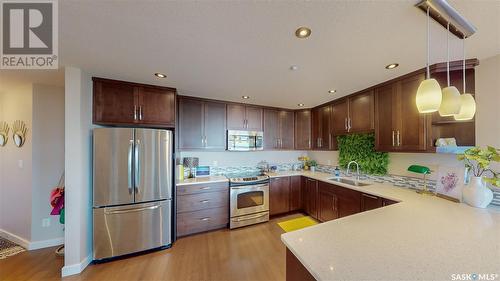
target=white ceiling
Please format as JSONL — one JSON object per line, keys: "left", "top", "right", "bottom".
{"left": 58, "top": 0, "right": 500, "bottom": 109}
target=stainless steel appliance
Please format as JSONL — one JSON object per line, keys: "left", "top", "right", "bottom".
{"left": 227, "top": 130, "right": 263, "bottom": 151}
{"left": 92, "top": 128, "right": 173, "bottom": 261}
{"left": 229, "top": 174, "right": 270, "bottom": 229}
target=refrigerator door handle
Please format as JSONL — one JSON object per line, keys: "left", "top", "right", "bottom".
{"left": 127, "top": 140, "right": 134, "bottom": 194}
{"left": 134, "top": 139, "right": 141, "bottom": 194}
{"left": 104, "top": 204, "right": 159, "bottom": 215}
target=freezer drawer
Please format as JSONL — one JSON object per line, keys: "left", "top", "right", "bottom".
{"left": 93, "top": 200, "right": 171, "bottom": 260}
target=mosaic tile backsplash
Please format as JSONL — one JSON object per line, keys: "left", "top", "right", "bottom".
{"left": 183, "top": 162, "right": 500, "bottom": 207}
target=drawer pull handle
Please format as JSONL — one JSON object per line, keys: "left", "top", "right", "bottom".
{"left": 200, "top": 217, "right": 210, "bottom": 221}
{"left": 362, "top": 193, "right": 378, "bottom": 200}
{"left": 200, "top": 187, "right": 211, "bottom": 190}
{"left": 200, "top": 200, "right": 209, "bottom": 203}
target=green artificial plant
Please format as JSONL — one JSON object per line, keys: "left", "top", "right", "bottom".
{"left": 457, "top": 146, "right": 500, "bottom": 187}
{"left": 337, "top": 133, "right": 389, "bottom": 175}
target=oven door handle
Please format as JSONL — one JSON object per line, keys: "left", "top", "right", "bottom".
{"left": 232, "top": 212, "right": 268, "bottom": 222}
{"left": 231, "top": 184, "right": 268, "bottom": 190}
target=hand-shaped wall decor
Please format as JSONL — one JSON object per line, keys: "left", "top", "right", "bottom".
{"left": 0, "top": 122, "right": 9, "bottom": 147}
{"left": 12, "top": 120, "right": 27, "bottom": 148}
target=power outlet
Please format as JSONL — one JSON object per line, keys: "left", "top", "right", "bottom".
{"left": 42, "top": 218, "right": 50, "bottom": 228}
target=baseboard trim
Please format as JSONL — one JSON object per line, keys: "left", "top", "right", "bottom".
{"left": 0, "top": 229, "right": 30, "bottom": 249}
{"left": 61, "top": 254, "right": 92, "bottom": 277}
{"left": 28, "top": 237, "right": 64, "bottom": 250}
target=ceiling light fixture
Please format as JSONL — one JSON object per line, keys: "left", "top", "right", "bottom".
{"left": 298, "top": 103, "right": 305, "bottom": 107}
{"left": 328, "top": 90, "right": 336, "bottom": 94}
{"left": 439, "top": 22, "right": 461, "bottom": 116}
{"left": 454, "top": 35, "right": 476, "bottom": 121}
{"left": 242, "top": 96, "right": 250, "bottom": 99}
{"left": 154, "top": 73, "right": 167, "bottom": 78}
{"left": 290, "top": 65, "right": 299, "bottom": 71}
{"left": 416, "top": 6, "right": 442, "bottom": 114}
{"left": 385, "top": 63, "right": 399, "bottom": 69}
{"left": 295, "top": 27, "right": 311, "bottom": 38}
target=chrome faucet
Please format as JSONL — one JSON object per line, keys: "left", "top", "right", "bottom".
{"left": 346, "top": 161, "right": 360, "bottom": 180}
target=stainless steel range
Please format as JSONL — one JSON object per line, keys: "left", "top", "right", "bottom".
{"left": 228, "top": 173, "right": 270, "bottom": 229}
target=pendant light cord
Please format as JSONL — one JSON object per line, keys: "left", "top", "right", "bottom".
{"left": 426, "top": 6, "right": 430, "bottom": 79}
{"left": 447, "top": 22, "right": 450, "bottom": 87}
{"left": 463, "top": 35, "right": 466, "bottom": 92}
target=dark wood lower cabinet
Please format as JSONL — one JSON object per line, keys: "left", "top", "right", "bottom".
{"left": 270, "top": 177, "right": 291, "bottom": 216}
{"left": 317, "top": 183, "right": 338, "bottom": 222}
{"left": 286, "top": 248, "right": 316, "bottom": 281}
{"left": 289, "top": 176, "right": 302, "bottom": 211}
{"left": 304, "top": 178, "right": 318, "bottom": 219}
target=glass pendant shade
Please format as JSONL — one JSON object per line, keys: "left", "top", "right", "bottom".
{"left": 439, "top": 86, "right": 461, "bottom": 116}
{"left": 416, "top": 78, "right": 442, "bottom": 113}
{"left": 454, "top": 94, "right": 476, "bottom": 120}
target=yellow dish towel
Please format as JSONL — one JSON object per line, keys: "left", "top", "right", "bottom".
{"left": 278, "top": 216, "right": 318, "bottom": 232}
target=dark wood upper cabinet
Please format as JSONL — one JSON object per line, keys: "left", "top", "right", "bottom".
{"left": 349, "top": 90, "right": 374, "bottom": 133}
{"left": 294, "top": 110, "right": 311, "bottom": 150}
{"left": 279, "top": 111, "right": 295, "bottom": 150}
{"left": 93, "top": 77, "right": 176, "bottom": 128}
{"left": 269, "top": 177, "right": 290, "bottom": 216}
{"left": 227, "top": 104, "right": 263, "bottom": 131}
{"left": 289, "top": 176, "right": 302, "bottom": 211}
{"left": 312, "top": 105, "right": 332, "bottom": 150}
{"left": 178, "top": 97, "right": 226, "bottom": 150}
{"left": 375, "top": 73, "right": 427, "bottom": 152}
{"left": 264, "top": 109, "right": 280, "bottom": 149}
{"left": 331, "top": 99, "right": 349, "bottom": 136}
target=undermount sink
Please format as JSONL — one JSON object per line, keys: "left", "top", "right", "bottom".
{"left": 328, "top": 177, "right": 371, "bottom": 187}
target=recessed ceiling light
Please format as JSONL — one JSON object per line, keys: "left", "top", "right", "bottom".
{"left": 242, "top": 96, "right": 250, "bottom": 99}
{"left": 290, "top": 65, "right": 299, "bottom": 71}
{"left": 154, "top": 73, "right": 167, "bottom": 78}
{"left": 385, "top": 63, "right": 399, "bottom": 69}
{"left": 328, "top": 90, "right": 337, "bottom": 94}
{"left": 295, "top": 27, "right": 311, "bottom": 38}
{"left": 298, "top": 103, "right": 305, "bottom": 107}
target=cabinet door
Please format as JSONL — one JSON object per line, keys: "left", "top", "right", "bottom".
{"left": 289, "top": 176, "right": 302, "bottom": 211}
{"left": 269, "top": 177, "right": 290, "bottom": 216}
{"left": 360, "top": 193, "right": 383, "bottom": 212}
{"left": 138, "top": 87, "right": 176, "bottom": 127}
{"left": 264, "top": 109, "right": 280, "bottom": 149}
{"left": 204, "top": 101, "right": 227, "bottom": 149}
{"left": 374, "top": 83, "right": 398, "bottom": 152}
{"left": 245, "top": 106, "right": 263, "bottom": 131}
{"left": 178, "top": 98, "right": 204, "bottom": 149}
{"left": 227, "top": 104, "right": 246, "bottom": 130}
{"left": 317, "top": 183, "right": 338, "bottom": 222}
{"left": 304, "top": 178, "right": 318, "bottom": 219}
{"left": 279, "top": 111, "right": 295, "bottom": 150}
{"left": 294, "top": 110, "right": 311, "bottom": 150}
{"left": 349, "top": 90, "right": 374, "bottom": 133}
{"left": 93, "top": 79, "right": 137, "bottom": 125}
{"left": 397, "top": 73, "right": 427, "bottom": 151}
{"left": 311, "top": 107, "right": 321, "bottom": 150}
{"left": 331, "top": 184, "right": 361, "bottom": 218}
{"left": 331, "top": 99, "right": 349, "bottom": 135}
{"left": 320, "top": 105, "right": 332, "bottom": 150}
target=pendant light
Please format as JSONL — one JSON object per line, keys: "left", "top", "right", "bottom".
{"left": 439, "top": 23, "right": 461, "bottom": 116}
{"left": 416, "top": 6, "right": 442, "bottom": 114}
{"left": 454, "top": 36, "right": 476, "bottom": 120}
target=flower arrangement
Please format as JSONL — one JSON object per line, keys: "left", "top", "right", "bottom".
{"left": 457, "top": 146, "right": 500, "bottom": 188}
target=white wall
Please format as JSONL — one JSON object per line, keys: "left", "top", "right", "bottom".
{"left": 179, "top": 150, "right": 307, "bottom": 167}
{"left": 308, "top": 54, "right": 500, "bottom": 180}
{"left": 63, "top": 67, "right": 93, "bottom": 277}
{"left": 0, "top": 84, "right": 33, "bottom": 243}
{"left": 31, "top": 84, "right": 65, "bottom": 244}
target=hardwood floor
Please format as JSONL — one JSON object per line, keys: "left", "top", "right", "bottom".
{"left": 1, "top": 214, "right": 304, "bottom": 281}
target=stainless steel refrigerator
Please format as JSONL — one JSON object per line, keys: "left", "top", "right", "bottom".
{"left": 92, "top": 128, "right": 173, "bottom": 261}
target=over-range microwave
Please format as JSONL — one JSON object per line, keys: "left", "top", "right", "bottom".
{"left": 227, "top": 130, "right": 263, "bottom": 151}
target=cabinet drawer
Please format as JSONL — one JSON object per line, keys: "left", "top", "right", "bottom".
{"left": 177, "top": 206, "right": 228, "bottom": 237}
{"left": 177, "top": 191, "right": 228, "bottom": 213}
{"left": 177, "top": 182, "right": 228, "bottom": 196}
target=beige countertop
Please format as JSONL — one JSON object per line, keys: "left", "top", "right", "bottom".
{"left": 280, "top": 171, "right": 500, "bottom": 280}
{"left": 176, "top": 176, "right": 228, "bottom": 186}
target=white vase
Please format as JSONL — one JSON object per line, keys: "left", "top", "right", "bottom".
{"left": 462, "top": 176, "right": 493, "bottom": 208}
{"left": 310, "top": 166, "right": 316, "bottom": 172}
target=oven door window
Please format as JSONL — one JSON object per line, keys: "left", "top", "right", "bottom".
{"left": 237, "top": 191, "right": 264, "bottom": 209}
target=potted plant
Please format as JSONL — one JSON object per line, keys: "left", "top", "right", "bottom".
{"left": 457, "top": 146, "right": 500, "bottom": 208}
{"left": 307, "top": 160, "right": 318, "bottom": 172}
